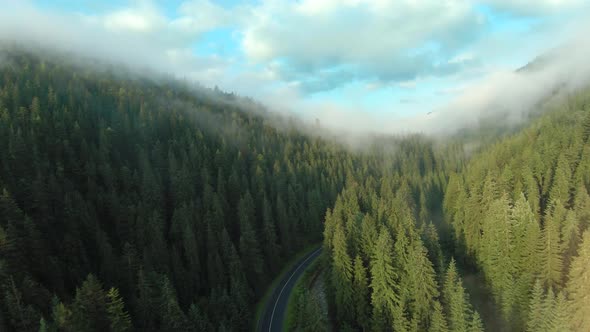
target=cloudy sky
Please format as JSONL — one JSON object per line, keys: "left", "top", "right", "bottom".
{"left": 2, "top": 0, "right": 590, "bottom": 134}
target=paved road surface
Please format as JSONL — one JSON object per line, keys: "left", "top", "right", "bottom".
{"left": 257, "top": 247, "right": 322, "bottom": 332}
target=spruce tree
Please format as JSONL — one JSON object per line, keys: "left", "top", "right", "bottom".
{"left": 540, "top": 287, "right": 556, "bottom": 332}
{"left": 70, "top": 274, "right": 109, "bottom": 332}
{"left": 352, "top": 255, "right": 370, "bottom": 331}
{"left": 468, "top": 311, "right": 484, "bottom": 332}
{"left": 539, "top": 201, "right": 564, "bottom": 288}
{"left": 106, "top": 287, "right": 131, "bottom": 332}
{"left": 442, "top": 259, "right": 470, "bottom": 332}
{"left": 331, "top": 223, "right": 354, "bottom": 325}
{"left": 370, "top": 230, "right": 401, "bottom": 331}
{"left": 549, "top": 291, "right": 572, "bottom": 332}
{"left": 526, "top": 280, "right": 544, "bottom": 332}
{"left": 566, "top": 230, "right": 590, "bottom": 332}
{"left": 429, "top": 300, "right": 449, "bottom": 332}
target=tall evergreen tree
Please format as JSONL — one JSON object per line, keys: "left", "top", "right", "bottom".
{"left": 370, "top": 231, "right": 402, "bottom": 331}
{"left": 526, "top": 280, "right": 544, "bottom": 332}
{"left": 352, "top": 255, "right": 370, "bottom": 331}
{"left": 429, "top": 300, "right": 449, "bottom": 332}
{"left": 106, "top": 287, "right": 131, "bottom": 332}
{"left": 442, "top": 259, "right": 471, "bottom": 332}
{"left": 539, "top": 201, "right": 564, "bottom": 288}
{"left": 70, "top": 274, "right": 109, "bottom": 332}
{"left": 566, "top": 230, "right": 590, "bottom": 332}
{"left": 331, "top": 223, "right": 354, "bottom": 325}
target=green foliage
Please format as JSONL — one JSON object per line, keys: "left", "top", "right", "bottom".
{"left": 70, "top": 275, "right": 109, "bottom": 332}
{"left": 352, "top": 255, "right": 370, "bottom": 330}
{"left": 443, "top": 88, "right": 590, "bottom": 331}
{"left": 2, "top": 44, "right": 590, "bottom": 332}
{"left": 429, "top": 300, "right": 449, "bottom": 332}
{"left": 0, "top": 48, "right": 358, "bottom": 331}
{"left": 330, "top": 223, "right": 354, "bottom": 324}
{"left": 370, "top": 230, "right": 402, "bottom": 331}
{"left": 442, "top": 259, "right": 476, "bottom": 332}
{"left": 540, "top": 201, "right": 565, "bottom": 288}
{"left": 526, "top": 280, "right": 544, "bottom": 332}
{"left": 567, "top": 230, "right": 590, "bottom": 331}
{"left": 105, "top": 288, "right": 131, "bottom": 332}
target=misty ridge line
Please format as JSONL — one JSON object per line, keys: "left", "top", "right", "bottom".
{"left": 0, "top": 42, "right": 426, "bottom": 154}
{"left": 0, "top": 2, "right": 589, "bottom": 142}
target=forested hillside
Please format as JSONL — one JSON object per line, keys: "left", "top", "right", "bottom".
{"left": 1, "top": 45, "right": 589, "bottom": 332}
{"left": 320, "top": 88, "right": 590, "bottom": 331}
{"left": 322, "top": 137, "right": 485, "bottom": 332}
{"left": 443, "top": 91, "right": 590, "bottom": 331}
{"left": 0, "top": 48, "right": 374, "bottom": 331}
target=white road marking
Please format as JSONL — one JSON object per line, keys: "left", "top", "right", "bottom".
{"left": 268, "top": 248, "right": 322, "bottom": 332}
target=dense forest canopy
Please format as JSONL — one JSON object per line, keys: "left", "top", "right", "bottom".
{"left": 1, "top": 45, "right": 590, "bottom": 332}
{"left": 0, "top": 47, "right": 367, "bottom": 331}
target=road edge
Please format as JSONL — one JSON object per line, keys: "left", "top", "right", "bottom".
{"left": 253, "top": 243, "right": 322, "bottom": 331}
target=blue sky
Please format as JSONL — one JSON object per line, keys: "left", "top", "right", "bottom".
{"left": 3, "top": 0, "right": 590, "bottom": 133}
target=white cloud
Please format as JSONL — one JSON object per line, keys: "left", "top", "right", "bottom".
{"left": 480, "top": 0, "right": 587, "bottom": 15}
{"left": 0, "top": 1, "right": 228, "bottom": 82}
{"left": 1, "top": 0, "right": 589, "bottom": 141}
{"left": 239, "top": 0, "right": 486, "bottom": 91}
{"left": 448, "top": 52, "right": 475, "bottom": 64}
{"left": 289, "top": 27, "right": 590, "bottom": 138}
{"left": 170, "top": 0, "right": 235, "bottom": 34}
{"left": 103, "top": 6, "right": 165, "bottom": 32}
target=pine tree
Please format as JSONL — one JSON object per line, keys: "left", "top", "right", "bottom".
{"left": 468, "top": 311, "right": 484, "bottom": 332}
{"left": 480, "top": 195, "right": 515, "bottom": 320}
{"left": 540, "top": 287, "right": 556, "bottom": 332}
{"left": 566, "top": 230, "right": 590, "bottom": 332}
{"left": 239, "top": 216, "right": 263, "bottom": 280}
{"left": 352, "top": 255, "right": 370, "bottom": 330}
{"left": 549, "top": 291, "right": 571, "bottom": 332}
{"left": 442, "top": 259, "right": 470, "bottom": 332}
{"left": 159, "top": 276, "right": 188, "bottom": 331}
{"left": 262, "top": 195, "right": 280, "bottom": 271}
{"left": 51, "top": 296, "right": 71, "bottom": 331}
{"left": 526, "top": 280, "right": 544, "bottom": 332}
{"left": 370, "top": 230, "right": 401, "bottom": 331}
{"left": 106, "top": 287, "right": 131, "bottom": 332}
{"left": 573, "top": 184, "right": 590, "bottom": 228}
{"left": 331, "top": 223, "right": 354, "bottom": 325}
{"left": 512, "top": 193, "right": 541, "bottom": 316}
{"left": 539, "top": 201, "right": 564, "bottom": 288}
{"left": 548, "top": 155, "right": 572, "bottom": 207}
{"left": 360, "top": 214, "right": 378, "bottom": 260}
{"left": 581, "top": 110, "right": 590, "bottom": 142}
{"left": 429, "top": 300, "right": 449, "bottom": 332}
{"left": 70, "top": 274, "right": 109, "bottom": 332}
{"left": 3, "top": 277, "right": 40, "bottom": 332}
{"left": 239, "top": 192, "right": 264, "bottom": 281}
{"left": 407, "top": 238, "right": 439, "bottom": 327}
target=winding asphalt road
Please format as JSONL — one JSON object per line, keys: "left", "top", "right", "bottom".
{"left": 256, "top": 247, "right": 322, "bottom": 332}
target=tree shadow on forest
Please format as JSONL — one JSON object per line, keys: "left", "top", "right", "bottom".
{"left": 438, "top": 222, "right": 509, "bottom": 332}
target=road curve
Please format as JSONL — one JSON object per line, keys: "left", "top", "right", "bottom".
{"left": 257, "top": 247, "right": 323, "bottom": 332}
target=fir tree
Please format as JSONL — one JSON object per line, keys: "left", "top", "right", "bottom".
{"left": 429, "top": 300, "right": 449, "bottom": 332}
{"left": 370, "top": 231, "right": 401, "bottom": 331}
{"left": 352, "top": 255, "right": 370, "bottom": 330}
{"left": 566, "top": 230, "right": 590, "bottom": 332}
{"left": 106, "top": 287, "right": 131, "bottom": 332}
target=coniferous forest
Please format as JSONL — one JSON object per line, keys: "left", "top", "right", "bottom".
{"left": 0, "top": 47, "right": 589, "bottom": 332}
